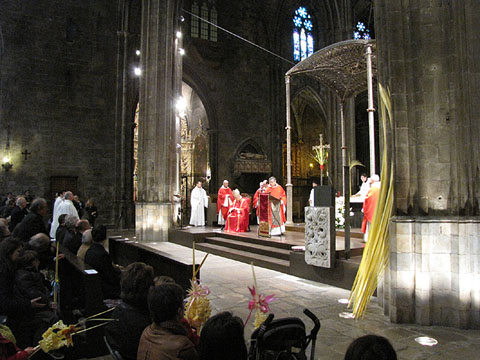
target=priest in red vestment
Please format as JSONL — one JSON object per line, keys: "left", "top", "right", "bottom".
{"left": 265, "top": 176, "right": 287, "bottom": 235}
{"left": 217, "top": 180, "right": 233, "bottom": 227}
{"left": 253, "top": 180, "right": 267, "bottom": 224}
{"left": 225, "top": 189, "right": 250, "bottom": 232}
{"left": 361, "top": 175, "right": 381, "bottom": 242}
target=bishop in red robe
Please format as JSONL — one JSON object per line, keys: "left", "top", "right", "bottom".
{"left": 217, "top": 180, "right": 233, "bottom": 226}
{"left": 265, "top": 176, "right": 287, "bottom": 235}
{"left": 225, "top": 189, "right": 250, "bottom": 232}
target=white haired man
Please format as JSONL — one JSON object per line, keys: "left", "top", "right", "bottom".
{"left": 217, "top": 180, "right": 233, "bottom": 229}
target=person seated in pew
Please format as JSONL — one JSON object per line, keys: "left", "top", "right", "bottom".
{"left": 138, "top": 283, "right": 199, "bottom": 360}
{"left": 84, "top": 225, "right": 121, "bottom": 299}
{"left": 0, "top": 332, "right": 35, "bottom": 360}
{"left": 76, "top": 229, "right": 92, "bottom": 261}
{"left": 198, "top": 311, "right": 247, "bottom": 360}
{"left": 0, "top": 238, "right": 47, "bottom": 348}
{"left": 105, "top": 262, "right": 154, "bottom": 360}
{"left": 14, "top": 250, "right": 58, "bottom": 346}
{"left": 61, "top": 215, "right": 79, "bottom": 253}
{"left": 64, "top": 219, "right": 90, "bottom": 255}
{"left": 224, "top": 189, "right": 250, "bottom": 233}
{"left": 54, "top": 214, "right": 68, "bottom": 244}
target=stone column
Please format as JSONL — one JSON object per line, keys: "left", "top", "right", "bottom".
{"left": 136, "top": 0, "right": 183, "bottom": 242}
{"left": 375, "top": 0, "right": 480, "bottom": 328}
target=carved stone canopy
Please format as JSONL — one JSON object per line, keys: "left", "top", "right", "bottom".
{"left": 286, "top": 39, "right": 376, "bottom": 102}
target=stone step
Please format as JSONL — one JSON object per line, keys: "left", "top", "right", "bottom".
{"left": 215, "top": 232, "right": 295, "bottom": 250}
{"left": 205, "top": 236, "right": 291, "bottom": 261}
{"left": 195, "top": 242, "right": 290, "bottom": 274}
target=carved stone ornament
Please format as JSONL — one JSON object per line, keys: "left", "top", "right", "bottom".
{"left": 304, "top": 206, "right": 335, "bottom": 268}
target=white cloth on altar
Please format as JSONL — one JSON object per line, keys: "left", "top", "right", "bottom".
{"left": 189, "top": 187, "right": 208, "bottom": 226}
{"left": 50, "top": 199, "right": 78, "bottom": 238}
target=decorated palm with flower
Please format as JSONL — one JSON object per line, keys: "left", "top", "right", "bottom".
{"left": 246, "top": 285, "right": 276, "bottom": 328}
{"left": 245, "top": 264, "right": 276, "bottom": 328}
{"left": 185, "top": 278, "right": 212, "bottom": 330}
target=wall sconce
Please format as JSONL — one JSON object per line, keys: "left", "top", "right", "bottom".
{"left": 2, "top": 156, "right": 13, "bottom": 171}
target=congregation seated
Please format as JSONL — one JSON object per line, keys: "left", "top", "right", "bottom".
{"left": 344, "top": 335, "right": 397, "bottom": 360}
{"left": 24, "top": 233, "right": 56, "bottom": 270}
{"left": 138, "top": 283, "right": 199, "bottom": 360}
{"left": 0, "top": 198, "right": 15, "bottom": 219}
{"left": 225, "top": 189, "right": 250, "bottom": 233}
{"left": 8, "top": 197, "right": 28, "bottom": 233}
{"left": 62, "top": 215, "right": 80, "bottom": 253}
{"left": 0, "top": 238, "right": 47, "bottom": 348}
{"left": 64, "top": 219, "right": 90, "bottom": 255}
{"left": 11, "top": 198, "right": 48, "bottom": 242}
{"left": 55, "top": 214, "right": 68, "bottom": 243}
{"left": 76, "top": 228, "right": 92, "bottom": 261}
{"left": 198, "top": 311, "right": 247, "bottom": 360}
{"left": 14, "top": 250, "right": 58, "bottom": 346}
{"left": 0, "top": 218, "right": 11, "bottom": 240}
{"left": 84, "top": 225, "right": 121, "bottom": 299}
{"left": 105, "top": 262, "right": 154, "bottom": 360}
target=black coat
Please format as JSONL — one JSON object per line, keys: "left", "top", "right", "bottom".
{"left": 11, "top": 213, "right": 48, "bottom": 242}
{"left": 105, "top": 301, "right": 151, "bottom": 360}
{"left": 55, "top": 225, "right": 67, "bottom": 244}
{"left": 9, "top": 207, "right": 28, "bottom": 232}
{"left": 63, "top": 230, "right": 82, "bottom": 254}
{"left": 0, "top": 261, "right": 31, "bottom": 318}
{"left": 14, "top": 267, "right": 50, "bottom": 305}
{"left": 84, "top": 243, "right": 121, "bottom": 299}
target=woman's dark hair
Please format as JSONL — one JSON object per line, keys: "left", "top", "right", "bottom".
{"left": 16, "top": 250, "right": 39, "bottom": 269}
{"left": 198, "top": 311, "right": 247, "bottom": 360}
{"left": 121, "top": 262, "right": 154, "bottom": 307}
{"left": 92, "top": 224, "right": 107, "bottom": 243}
{"left": 148, "top": 283, "right": 184, "bottom": 324}
{"left": 344, "top": 335, "right": 397, "bottom": 360}
{"left": 0, "top": 237, "right": 23, "bottom": 268}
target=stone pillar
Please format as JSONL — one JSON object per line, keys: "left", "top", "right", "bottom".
{"left": 136, "top": 0, "right": 183, "bottom": 242}
{"left": 374, "top": 0, "right": 480, "bottom": 328}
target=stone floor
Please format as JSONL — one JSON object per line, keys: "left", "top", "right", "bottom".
{"left": 95, "top": 241, "right": 480, "bottom": 359}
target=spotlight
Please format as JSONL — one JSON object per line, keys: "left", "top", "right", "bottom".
{"left": 338, "top": 312, "right": 354, "bottom": 319}
{"left": 415, "top": 337, "right": 438, "bottom": 346}
{"left": 176, "top": 96, "right": 187, "bottom": 117}
{"left": 178, "top": 48, "right": 185, "bottom": 56}
{"left": 135, "top": 49, "right": 141, "bottom": 56}
{"left": 179, "top": 15, "right": 185, "bottom": 22}
{"left": 338, "top": 298, "right": 349, "bottom": 304}
{"left": 176, "top": 31, "right": 182, "bottom": 39}
{"left": 134, "top": 67, "right": 142, "bottom": 76}
{"left": 1, "top": 156, "right": 12, "bottom": 172}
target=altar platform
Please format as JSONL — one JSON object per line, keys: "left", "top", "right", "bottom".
{"left": 169, "top": 224, "right": 366, "bottom": 290}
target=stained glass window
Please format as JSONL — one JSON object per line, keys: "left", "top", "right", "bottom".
{"left": 191, "top": 1, "right": 217, "bottom": 42}
{"left": 353, "top": 21, "right": 371, "bottom": 40}
{"left": 191, "top": 2, "right": 199, "bottom": 38}
{"left": 200, "top": 3, "right": 209, "bottom": 40}
{"left": 293, "top": 7, "right": 314, "bottom": 62}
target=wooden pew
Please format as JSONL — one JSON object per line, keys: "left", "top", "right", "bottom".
{"left": 58, "top": 245, "right": 108, "bottom": 358}
{"left": 109, "top": 237, "right": 199, "bottom": 291}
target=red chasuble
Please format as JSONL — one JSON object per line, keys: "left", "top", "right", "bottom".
{"left": 253, "top": 188, "right": 261, "bottom": 216}
{"left": 265, "top": 184, "right": 287, "bottom": 231}
{"left": 361, "top": 186, "right": 380, "bottom": 233}
{"left": 217, "top": 186, "right": 233, "bottom": 221}
{"left": 225, "top": 197, "right": 251, "bottom": 232}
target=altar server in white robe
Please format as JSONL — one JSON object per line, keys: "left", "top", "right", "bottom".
{"left": 189, "top": 181, "right": 209, "bottom": 226}
{"left": 50, "top": 191, "right": 79, "bottom": 238}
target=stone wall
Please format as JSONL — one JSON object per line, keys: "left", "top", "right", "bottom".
{"left": 379, "top": 217, "right": 480, "bottom": 329}
{"left": 0, "top": 0, "right": 119, "bottom": 224}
